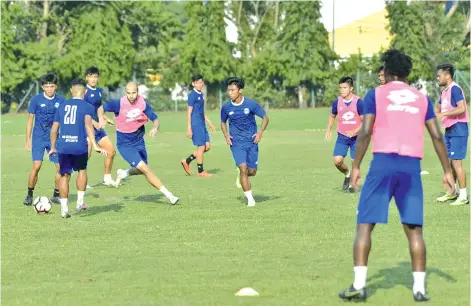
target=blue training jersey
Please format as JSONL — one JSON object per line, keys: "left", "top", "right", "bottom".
{"left": 362, "top": 88, "right": 436, "bottom": 173}
{"left": 220, "top": 97, "right": 266, "bottom": 144}
{"left": 84, "top": 86, "right": 103, "bottom": 122}
{"left": 28, "top": 93, "right": 66, "bottom": 142}
{"left": 438, "top": 86, "right": 469, "bottom": 137}
{"left": 102, "top": 99, "right": 158, "bottom": 147}
{"left": 54, "top": 98, "right": 95, "bottom": 155}
{"left": 188, "top": 89, "right": 205, "bottom": 127}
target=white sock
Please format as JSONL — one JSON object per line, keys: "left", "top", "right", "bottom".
{"left": 159, "top": 186, "right": 173, "bottom": 198}
{"left": 244, "top": 190, "right": 255, "bottom": 203}
{"left": 60, "top": 198, "right": 68, "bottom": 213}
{"left": 104, "top": 174, "right": 112, "bottom": 182}
{"left": 412, "top": 271, "right": 426, "bottom": 294}
{"left": 346, "top": 170, "right": 351, "bottom": 178}
{"left": 353, "top": 266, "right": 367, "bottom": 290}
{"left": 459, "top": 188, "right": 468, "bottom": 200}
{"left": 123, "top": 169, "right": 130, "bottom": 178}
{"left": 77, "top": 191, "right": 85, "bottom": 206}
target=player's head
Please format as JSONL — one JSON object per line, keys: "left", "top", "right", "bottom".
{"left": 381, "top": 49, "right": 412, "bottom": 83}
{"left": 436, "top": 64, "right": 454, "bottom": 87}
{"left": 85, "top": 66, "right": 100, "bottom": 87}
{"left": 125, "top": 82, "right": 139, "bottom": 103}
{"left": 338, "top": 76, "right": 354, "bottom": 99}
{"left": 377, "top": 66, "right": 385, "bottom": 85}
{"left": 40, "top": 72, "right": 58, "bottom": 98}
{"left": 191, "top": 74, "right": 204, "bottom": 92}
{"left": 225, "top": 77, "right": 245, "bottom": 101}
{"left": 70, "top": 78, "right": 87, "bottom": 99}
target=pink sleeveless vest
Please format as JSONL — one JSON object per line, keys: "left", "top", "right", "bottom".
{"left": 115, "top": 95, "right": 148, "bottom": 133}
{"left": 337, "top": 95, "right": 362, "bottom": 136}
{"left": 372, "top": 82, "right": 428, "bottom": 159}
{"left": 440, "top": 82, "right": 468, "bottom": 129}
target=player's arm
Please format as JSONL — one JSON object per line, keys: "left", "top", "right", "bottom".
{"left": 25, "top": 113, "right": 34, "bottom": 151}
{"left": 204, "top": 115, "right": 216, "bottom": 132}
{"left": 325, "top": 100, "right": 337, "bottom": 140}
{"left": 425, "top": 97, "right": 455, "bottom": 193}
{"left": 352, "top": 91, "right": 375, "bottom": 169}
{"left": 351, "top": 99, "right": 364, "bottom": 135}
{"left": 49, "top": 121, "right": 59, "bottom": 156}
{"left": 85, "top": 114, "right": 107, "bottom": 155}
{"left": 97, "top": 99, "right": 119, "bottom": 128}
{"left": 220, "top": 107, "right": 232, "bottom": 146}
{"left": 144, "top": 102, "right": 159, "bottom": 138}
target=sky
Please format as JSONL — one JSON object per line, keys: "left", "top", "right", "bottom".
{"left": 226, "top": 0, "right": 386, "bottom": 43}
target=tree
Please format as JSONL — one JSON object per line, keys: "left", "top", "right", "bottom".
{"left": 276, "top": 1, "right": 336, "bottom": 108}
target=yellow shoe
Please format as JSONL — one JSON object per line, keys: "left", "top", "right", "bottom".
{"left": 450, "top": 198, "right": 469, "bottom": 206}
{"left": 436, "top": 192, "right": 458, "bottom": 202}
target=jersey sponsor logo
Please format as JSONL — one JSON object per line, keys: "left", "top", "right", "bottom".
{"left": 386, "top": 89, "right": 419, "bottom": 114}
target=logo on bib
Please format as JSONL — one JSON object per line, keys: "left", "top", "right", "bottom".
{"left": 126, "top": 108, "right": 144, "bottom": 122}
{"left": 342, "top": 111, "right": 355, "bottom": 121}
{"left": 387, "top": 89, "right": 419, "bottom": 114}
{"left": 244, "top": 108, "right": 250, "bottom": 115}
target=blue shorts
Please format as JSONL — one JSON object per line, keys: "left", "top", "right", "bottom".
{"left": 445, "top": 135, "right": 468, "bottom": 160}
{"left": 333, "top": 134, "right": 357, "bottom": 159}
{"left": 118, "top": 145, "right": 148, "bottom": 167}
{"left": 58, "top": 153, "right": 88, "bottom": 175}
{"left": 95, "top": 128, "right": 108, "bottom": 143}
{"left": 357, "top": 167, "right": 424, "bottom": 226}
{"left": 231, "top": 143, "right": 259, "bottom": 169}
{"left": 192, "top": 125, "right": 210, "bottom": 146}
{"left": 32, "top": 141, "right": 59, "bottom": 163}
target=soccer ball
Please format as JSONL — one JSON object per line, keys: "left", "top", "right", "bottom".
{"left": 33, "top": 197, "right": 52, "bottom": 214}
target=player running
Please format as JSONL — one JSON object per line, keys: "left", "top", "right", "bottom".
{"left": 49, "top": 79, "right": 107, "bottom": 218}
{"left": 24, "top": 72, "right": 65, "bottom": 206}
{"left": 338, "top": 49, "right": 455, "bottom": 302}
{"left": 220, "top": 77, "right": 269, "bottom": 207}
{"left": 83, "top": 67, "right": 116, "bottom": 186}
{"left": 325, "top": 77, "right": 363, "bottom": 193}
{"left": 97, "top": 82, "right": 179, "bottom": 205}
{"left": 180, "top": 74, "right": 216, "bottom": 177}
{"left": 435, "top": 64, "right": 469, "bottom": 206}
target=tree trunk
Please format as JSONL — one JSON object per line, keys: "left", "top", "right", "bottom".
{"left": 298, "top": 85, "right": 307, "bottom": 109}
{"left": 39, "top": 0, "right": 51, "bottom": 39}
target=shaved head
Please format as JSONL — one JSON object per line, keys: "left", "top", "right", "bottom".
{"left": 125, "top": 82, "right": 139, "bottom": 103}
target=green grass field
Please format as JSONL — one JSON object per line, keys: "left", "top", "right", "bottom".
{"left": 1, "top": 109, "right": 469, "bottom": 305}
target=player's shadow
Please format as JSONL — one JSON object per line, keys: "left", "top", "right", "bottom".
{"left": 69, "top": 192, "right": 100, "bottom": 202}
{"left": 125, "top": 194, "right": 166, "bottom": 203}
{"left": 366, "top": 261, "right": 457, "bottom": 297}
{"left": 78, "top": 203, "right": 124, "bottom": 217}
{"left": 237, "top": 194, "right": 281, "bottom": 203}
{"left": 206, "top": 168, "right": 221, "bottom": 174}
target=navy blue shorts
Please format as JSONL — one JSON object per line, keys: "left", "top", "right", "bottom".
{"left": 118, "top": 145, "right": 148, "bottom": 167}
{"left": 95, "top": 128, "right": 108, "bottom": 143}
{"left": 192, "top": 125, "right": 210, "bottom": 146}
{"left": 357, "top": 167, "right": 424, "bottom": 226}
{"left": 32, "top": 140, "right": 59, "bottom": 163}
{"left": 58, "top": 153, "right": 88, "bottom": 175}
{"left": 445, "top": 135, "right": 468, "bottom": 160}
{"left": 333, "top": 134, "right": 357, "bottom": 159}
{"left": 231, "top": 143, "right": 259, "bottom": 169}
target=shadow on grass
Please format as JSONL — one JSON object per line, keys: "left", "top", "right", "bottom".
{"left": 78, "top": 203, "right": 124, "bottom": 217}
{"left": 237, "top": 194, "right": 282, "bottom": 204}
{"left": 366, "top": 261, "right": 457, "bottom": 297}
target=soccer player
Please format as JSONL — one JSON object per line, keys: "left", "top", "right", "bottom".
{"left": 220, "top": 77, "right": 269, "bottom": 207}
{"left": 97, "top": 82, "right": 179, "bottom": 205}
{"left": 24, "top": 72, "right": 65, "bottom": 206}
{"left": 377, "top": 66, "right": 385, "bottom": 85}
{"left": 325, "top": 77, "right": 363, "bottom": 193}
{"left": 338, "top": 49, "right": 455, "bottom": 302}
{"left": 49, "top": 79, "right": 107, "bottom": 218}
{"left": 180, "top": 74, "right": 216, "bottom": 177}
{"left": 435, "top": 64, "right": 469, "bottom": 206}
{"left": 84, "top": 67, "right": 116, "bottom": 186}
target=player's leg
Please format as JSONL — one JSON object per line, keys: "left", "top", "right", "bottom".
{"left": 333, "top": 138, "right": 350, "bottom": 190}
{"left": 24, "top": 141, "right": 47, "bottom": 205}
{"left": 86, "top": 138, "right": 93, "bottom": 190}
{"left": 449, "top": 136, "right": 468, "bottom": 205}
{"left": 394, "top": 171, "right": 429, "bottom": 301}
{"left": 339, "top": 169, "right": 394, "bottom": 301}
{"left": 97, "top": 133, "right": 116, "bottom": 185}
{"left": 437, "top": 136, "right": 458, "bottom": 201}
{"left": 135, "top": 160, "right": 179, "bottom": 204}
{"left": 347, "top": 137, "right": 357, "bottom": 193}
{"left": 73, "top": 153, "right": 89, "bottom": 211}
{"left": 57, "top": 154, "right": 73, "bottom": 218}
{"left": 44, "top": 142, "right": 61, "bottom": 204}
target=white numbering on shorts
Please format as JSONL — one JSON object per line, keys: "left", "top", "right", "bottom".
{"left": 64, "top": 105, "right": 77, "bottom": 124}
